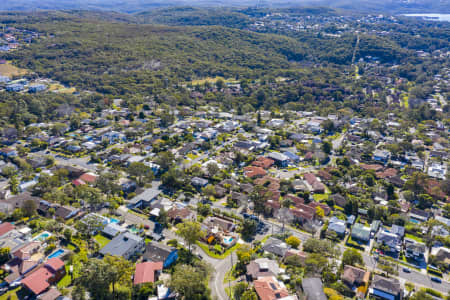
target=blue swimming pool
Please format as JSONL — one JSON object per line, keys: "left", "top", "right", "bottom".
{"left": 48, "top": 249, "right": 64, "bottom": 259}
{"left": 110, "top": 218, "right": 119, "bottom": 224}
{"left": 33, "top": 231, "right": 52, "bottom": 241}
{"left": 223, "top": 236, "right": 235, "bottom": 245}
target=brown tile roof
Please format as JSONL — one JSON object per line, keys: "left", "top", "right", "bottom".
{"left": 342, "top": 265, "right": 370, "bottom": 286}
{"left": 252, "top": 157, "right": 275, "bottom": 169}
{"left": 243, "top": 166, "right": 267, "bottom": 178}
{"left": 360, "top": 163, "right": 383, "bottom": 171}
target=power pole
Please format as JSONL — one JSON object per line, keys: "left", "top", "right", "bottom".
{"left": 228, "top": 252, "right": 234, "bottom": 299}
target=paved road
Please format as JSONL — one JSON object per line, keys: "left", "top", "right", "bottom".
{"left": 332, "top": 132, "right": 347, "bottom": 150}
{"left": 362, "top": 253, "right": 450, "bottom": 294}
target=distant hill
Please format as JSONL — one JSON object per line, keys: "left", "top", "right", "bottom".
{"left": 0, "top": 0, "right": 448, "bottom": 14}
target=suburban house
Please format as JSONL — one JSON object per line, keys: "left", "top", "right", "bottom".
{"left": 102, "top": 223, "right": 126, "bottom": 238}
{"left": 246, "top": 258, "right": 280, "bottom": 281}
{"left": 351, "top": 223, "right": 371, "bottom": 243}
{"left": 267, "top": 152, "right": 290, "bottom": 167}
{"left": 342, "top": 265, "right": 370, "bottom": 298}
{"left": 328, "top": 217, "right": 346, "bottom": 238}
{"left": 404, "top": 239, "right": 426, "bottom": 261}
{"left": 301, "top": 277, "right": 327, "bottom": 300}
{"left": 262, "top": 237, "right": 290, "bottom": 257}
{"left": 376, "top": 231, "right": 402, "bottom": 254}
{"left": 369, "top": 275, "right": 403, "bottom": 300}
{"left": 100, "top": 232, "right": 145, "bottom": 260}
{"left": 303, "top": 173, "right": 325, "bottom": 193}
{"left": 409, "top": 208, "right": 431, "bottom": 223}
{"left": 373, "top": 149, "right": 391, "bottom": 164}
{"left": 128, "top": 187, "right": 162, "bottom": 209}
{"left": 143, "top": 242, "right": 178, "bottom": 268}
{"left": 133, "top": 261, "right": 164, "bottom": 285}
{"left": 20, "top": 258, "right": 66, "bottom": 296}
{"left": 252, "top": 156, "right": 274, "bottom": 169}
{"left": 253, "top": 276, "right": 293, "bottom": 300}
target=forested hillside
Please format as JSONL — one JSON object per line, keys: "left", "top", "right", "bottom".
{"left": 4, "top": 15, "right": 307, "bottom": 95}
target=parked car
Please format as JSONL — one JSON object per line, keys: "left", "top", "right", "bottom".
{"left": 403, "top": 268, "right": 411, "bottom": 273}
{"left": 431, "top": 277, "right": 442, "bottom": 283}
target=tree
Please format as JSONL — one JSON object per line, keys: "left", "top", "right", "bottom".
{"left": 71, "top": 285, "right": 87, "bottom": 300}
{"left": 322, "top": 119, "right": 335, "bottom": 133}
{"left": 233, "top": 282, "right": 249, "bottom": 300}
{"left": 322, "top": 141, "right": 332, "bottom": 154}
{"left": 74, "top": 185, "right": 103, "bottom": 209}
{"left": 170, "top": 264, "right": 210, "bottom": 300}
{"left": 285, "top": 236, "right": 301, "bottom": 249}
{"left": 22, "top": 199, "right": 37, "bottom": 217}
{"left": 77, "top": 256, "right": 133, "bottom": 300}
{"left": 239, "top": 219, "right": 258, "bottom": 241}
{"left": 9, "top": 175, "right": 19, "bottom": 194}
{"left": 236, "top": 245, "right": 252, "bottom": 266}
{"left": 206, "top": 162, "right": 220, "bottom": 177}
{"left": 0, "top": 247, "right": 10, "bottom": 264}
{"left": 103, "top": 255, "right": 134, "bottom": 298}
{"left": 342, "top": 249, "right": 363, "bottom": 267}
{"left": 410, "top": 290, "right": 434, "bottom": 300}
{"left": 127, "top": 162, "right": 154, "bottom": 186}
{"left": 161, "top": 168, "right": 184, "bottom": 189}
{"left": 132, "top": 282, "right": 154, "bottom": 300}
{"left": 305, "top": 253, "right": 329, "bottom": 275}
{"left": 241, "top": 289, "right": 258, "bottom": 300}
{"left": 176, "top": 221, "right": 204, "bottom": 253}
{"left": 250, "top": 185, "right": 271, "bottom": 217}
{"left": 155, "top": 151, "right": 175, "bottom": 170}
{"left": 202, "top": 184, "right": 216, "bottom": 198}
{"left": 63, "top": 228, "right": 72, "bottom": 242}
{"left": 315, "top": 206, "right": 325, "bottom": 218}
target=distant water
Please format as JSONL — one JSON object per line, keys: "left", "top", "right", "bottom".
{"left": 402, "top": 14, "right": 450, "bottom": 22}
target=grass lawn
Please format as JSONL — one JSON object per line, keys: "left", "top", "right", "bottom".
{"left": 405, "top": 233, "right": 424, "bottom": 243}
{"left": 94, "top": 234, "right": 111, "bottom": 248}
{"left": 313, "top": 193, "right": 329, "bottom": 202}
{"left": 196, "top": 242, "right": 239, "bottom": 259}
{"left": 186, "top": 153, "right": 199, "bottom": 160}
{"left": 223, "top": 265, "right": 237, "bottom": 283}
{"left": 57, "top": 266, "right": 72, "bottom": 288}
{"left": 0, "top": 287, "right": 26, "bottom": 300}
{"left": 0, "top": 61, "right": 27, "bottom": 77}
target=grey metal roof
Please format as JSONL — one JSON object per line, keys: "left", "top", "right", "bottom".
{"left": 129, "top": 187, "right": 162, "bottom": 205}
{"left": 143, "top": 241, "right": 176, "bottom": 262}
{"left": 302, "top": 277, "right": 327, "bottom": 300}
{"left": 100, "top": 232, "right": 143, "bottom": 257}
{"left": 102, "top": 223, "right": 126, "bottom": 237}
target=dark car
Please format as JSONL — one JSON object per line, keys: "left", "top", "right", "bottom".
{"left": 431, "top": 277, "right": 442, "bottom": 283}
{"left": 403, "top": 268, "right": 411, "bottom": 273}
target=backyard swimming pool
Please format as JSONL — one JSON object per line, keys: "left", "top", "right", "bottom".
{"left": 110, "top": 218, "right": 119, "bottom": 224}
{"left": 223, "top": 236, "right": 235, "bottom": 245}
{"left": 48, "top": 249, "right": 64, "bottom": 259}
{"left": 33, "top": 231, "right": 52, "bottom": 241}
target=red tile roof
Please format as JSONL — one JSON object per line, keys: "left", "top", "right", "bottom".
{"left": 254, "top": 276, "right": 290, "bottom": 300}
{"left": 21, "top": 267, "right": 52, "bottom": 295}
{"left": 45, "top": 258, "right": 65, "bottom": 272}
{"left": 134, "top": 262, "right": 163, "bottom": 285}
{"left": 79, "top": 172, "right": 98, "bottom": 183}
{"left": 72, "top": 179, "right": 86, "bottom": 186}
{"left": 0, "top": 222, "right": 15, "bottom": 236}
